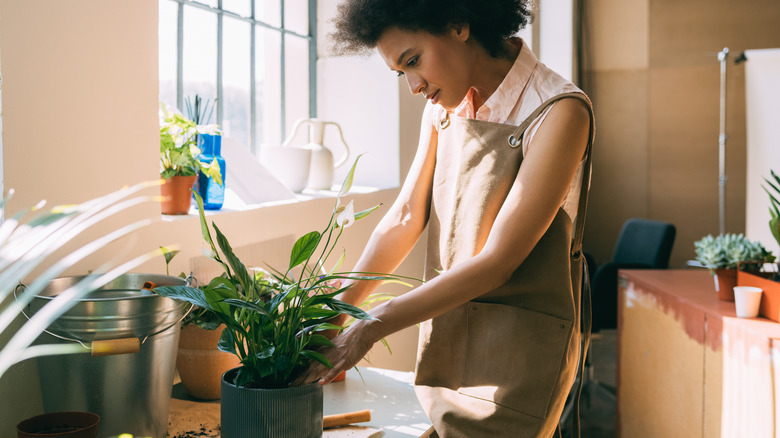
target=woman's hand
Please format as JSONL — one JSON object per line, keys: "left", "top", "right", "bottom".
{"left": 294, "top": 318, "right": 379, "bottom": 386}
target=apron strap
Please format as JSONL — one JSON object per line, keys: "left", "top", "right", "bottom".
{"left": 510, "top": 93, "right": 595, "bottom": 438}
{"left": 508, "top": 92, "right": 595, "bottom": 257}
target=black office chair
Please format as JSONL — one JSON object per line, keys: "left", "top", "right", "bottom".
{"left": 591, "top": 218, "right": 677, "bottom": 333}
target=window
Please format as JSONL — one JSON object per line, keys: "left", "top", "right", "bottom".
{"left": 159, "top": 0, "right": 316, "bottom": 154}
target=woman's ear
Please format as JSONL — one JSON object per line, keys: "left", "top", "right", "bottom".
{"left": 452, "top": 23, "right": 470, "bottom": 43}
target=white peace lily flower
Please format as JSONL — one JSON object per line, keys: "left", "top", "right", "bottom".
{"left": 201, "top": 243, "right": 217, "bottom": 259}
{"left": 336, "top": 200, "right": 355, "bottom": 228}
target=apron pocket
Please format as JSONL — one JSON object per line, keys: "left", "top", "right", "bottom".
{"left": 458, "top": 301, "right": 572, "bottom": 419}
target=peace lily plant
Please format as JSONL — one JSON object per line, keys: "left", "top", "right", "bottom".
{"left": 155, "top": 157, "right": 417, "bottom": 388}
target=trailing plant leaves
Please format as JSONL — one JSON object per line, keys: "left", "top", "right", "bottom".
{"left": 289, "top": 231, "right": 321, "bottom": 270}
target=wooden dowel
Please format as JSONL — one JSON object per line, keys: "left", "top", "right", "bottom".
{"left": 91, "top": 338, "right": 140, "bottom": 356}
{"left": 323, "top": 409, "right": 371, "bottom": 429}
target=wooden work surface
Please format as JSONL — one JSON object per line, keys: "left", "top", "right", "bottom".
{"left": 167, "top": 367, "right": 431, "bottom": 438}
{"left": 618, "top": 269, "right": 780, "bottom": 438}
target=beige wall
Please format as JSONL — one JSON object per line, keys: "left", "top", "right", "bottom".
{"left": 582, "top": 0, "right": 780, "bottom": 268}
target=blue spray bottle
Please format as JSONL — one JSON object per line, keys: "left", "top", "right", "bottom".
{"left": 195, "top": 133, "right": 226, "bottom": 210}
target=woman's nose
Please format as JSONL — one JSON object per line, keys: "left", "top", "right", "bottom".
{"left": 405, "top": 74, "right": 426, "bottom": 95}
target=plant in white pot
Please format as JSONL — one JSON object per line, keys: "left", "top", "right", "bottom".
{"left": 694, "top": 233, "right": 774, "bottom": 301}
{"left": 154, "top": 158, "right": 417, "bottom": 437}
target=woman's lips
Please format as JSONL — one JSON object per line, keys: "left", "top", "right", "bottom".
{"left": 429, "top": 89, "right": 440, "bottom": 105}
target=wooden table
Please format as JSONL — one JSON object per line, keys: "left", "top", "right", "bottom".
{"left": 167, "top": 367, "right": 431, "bottom": 437}
{"left": 618, "top": 269, "right": 780, "bottom": 437}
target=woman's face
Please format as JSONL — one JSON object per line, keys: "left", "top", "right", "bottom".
{"left": 376, "top": 26, "right": 472, "bottom": 110}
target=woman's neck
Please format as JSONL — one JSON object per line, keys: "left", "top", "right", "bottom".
{"left": 468, "top": 40, "right": 521, "bottom": 110}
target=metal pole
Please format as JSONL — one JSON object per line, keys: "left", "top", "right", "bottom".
{"left": 718, "top": 47, "right": 729, "bottom": 235}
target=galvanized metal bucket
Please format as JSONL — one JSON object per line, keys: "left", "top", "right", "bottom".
{"left": 26, "top": 274, "right": 191, "bottom": 438}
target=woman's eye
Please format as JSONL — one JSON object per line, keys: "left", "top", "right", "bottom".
{"left": 406, "top": 56, "right": 418, "bottom": 67}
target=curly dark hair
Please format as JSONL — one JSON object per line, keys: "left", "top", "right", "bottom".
{"left": 330, "top": 0, "right": 534, "bottom": 58}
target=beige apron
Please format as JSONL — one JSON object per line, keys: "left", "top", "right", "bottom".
{"left": 414, "top": 92, "right": 595, "bottom": 438}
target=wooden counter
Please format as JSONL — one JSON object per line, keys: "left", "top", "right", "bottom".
{"left": 618, "top": 269, "right": 780, "bottom": 438}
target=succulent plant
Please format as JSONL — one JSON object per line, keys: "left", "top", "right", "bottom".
{"left": 694, "top": 233, "right": 774, "bottom": 273}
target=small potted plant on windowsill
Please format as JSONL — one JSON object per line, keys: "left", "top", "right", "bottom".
{"left": 693, "top": 233, "right": 774, "bottom": 301}
{"left": 154, "top": 157, "right": 418, "bottom": 437}
{"left": 159, "top": 102, "right": 222, "bottom": 215}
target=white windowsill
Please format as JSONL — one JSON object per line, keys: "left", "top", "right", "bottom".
{"left": 161, "top": 185, "right": 386, "bottom": 220}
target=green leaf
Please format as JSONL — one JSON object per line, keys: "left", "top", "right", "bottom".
{"left": 159, "top": 246, "right": 180, "bottom": 265}
{"left": 299, "top": 350, "right": 333, "bottom": 368}
{"left": 213, "top": 223, "right": 252, "bottom": 294}
{"left": 206, "top": 157, "right": 223, "bottom": 186}
{"left": 327, "top": 299, "right": 376, "bottom": 320}
{"left": 222, "top": 298, "right": 272, "bottom": 319}
{"left": 255, "top": 345, "right": 275, "bottom": 360}
{"left": 354, "top": 204, "right": 381, "bottom": 221}
{"left": 337, "top": 154, "right": 363, "bottom": 198}
{"left": 218, "top": 327, "right": 238, "bottom": 355}
{"left": 192, "top": 192, "right": 218, "bottom": 256}
{"left": 310, "top": 322, "right": 343, "bottom": 332}
{"left": 301, "top": 307, "right": 340, "bottom": 319}
{"left": 154, "top": 285, "right": 211, "bottom": 309}
{"left": 289, "top": 231, "right": 321, "bottom": 270}
{"left": 305, "top": 334, "right": 335, "bottom": 348}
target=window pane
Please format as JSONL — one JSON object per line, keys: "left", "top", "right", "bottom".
{"left": 223, "top": 16, "right": 251, "bottom": 148}
{"left": 284, "top": 34, "right": 309, "bottom": 138}
{"left": 223, "top": 0, "right": 251, "bottom": 18}
{"left": 199, "top": 0, "right": 218, "bottom": 8}
{"left": 256, "top": 26, "right": 282, "bottom": 148}
{"left": 256, "top": 0, "right": 281, "bottom": 28}
{"left": 182, "top": 5, "right": 217, "bottom": 114}
{"left": 284, "top": 0, "right": 308, "bottom": 35}
{"left": 159, "top": 0, "right": 178, "bottom": 109}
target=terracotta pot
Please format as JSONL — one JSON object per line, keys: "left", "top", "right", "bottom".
{"left": 177, "top": 324, "right": 241, "bottom": 400}
{"left": 331, "top": 370, "right": 347, "bottom": 382}
{"left": 17, "top": 411, "right": 99, "bottom": 438}
{"left": 161, "top": 175, "right": 197, "bottom": 215}
{"left": 738, "top": 268, "right": 780, "bottom": 322}
{"left": 714, "top": 268, "right": 738, "bottom": 301}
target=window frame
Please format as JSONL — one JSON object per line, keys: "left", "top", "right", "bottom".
{"left": 165, "top": 0, "right": 317, "bottom": 154}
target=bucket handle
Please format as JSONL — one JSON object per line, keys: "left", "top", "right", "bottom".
{"left": 14, "top": 275, "right": 195, "bottom": 356}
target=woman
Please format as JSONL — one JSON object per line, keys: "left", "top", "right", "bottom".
{"left": 299, "top": 1, "right": 594, "bottom": 436}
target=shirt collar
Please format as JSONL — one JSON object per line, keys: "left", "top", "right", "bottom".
{"left": 454, "top": 38, "right": 538, "bottom": 123}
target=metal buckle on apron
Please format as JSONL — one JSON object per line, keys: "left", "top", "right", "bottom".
{"left": 440, "top": 112, "right": 451, "bottom": 129}
{"left": 508, "top": 134, "right": 522, "bottom": 148}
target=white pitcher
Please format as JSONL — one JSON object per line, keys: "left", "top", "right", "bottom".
{"left": 282, "top": 118, "right": 350, "bottom": 190}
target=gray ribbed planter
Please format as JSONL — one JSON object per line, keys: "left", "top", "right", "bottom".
{"left": 220, "top": 367, "right": 323, "bottom": 438}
